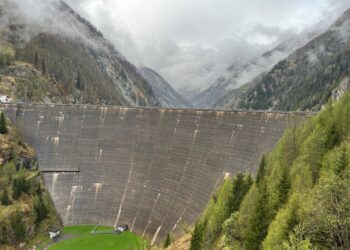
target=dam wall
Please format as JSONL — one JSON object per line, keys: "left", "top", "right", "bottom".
{"left": 0, "top": 104, "right": 308, "bottom": 244}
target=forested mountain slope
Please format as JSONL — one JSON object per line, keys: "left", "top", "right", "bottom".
{"left": 0, "top": 0, "right": 160, "bottom": 106}
{"left": 215, "top": 9, "right": 350, "bottom": 111}
{"left": 191, "top": 92, "right": 350, "bottom": 249}
{"left": 192, "top": 32, "right": 319, "bottom": 108}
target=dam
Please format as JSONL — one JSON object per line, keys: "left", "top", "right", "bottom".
{"left": 0, "top": 104, "right": 309, "bottom": 244}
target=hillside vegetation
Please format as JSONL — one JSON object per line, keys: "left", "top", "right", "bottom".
{"left": 191, "top": 92, "right": 350, "bottom": 249}
{"left": 0, "top": 0, "right": 160, "bottom": 106}
{"left": 215, "top": 9, "right": 350, "bottom": 111}
{"left": 0, "top": 113, "right": 61, "bottom": 249}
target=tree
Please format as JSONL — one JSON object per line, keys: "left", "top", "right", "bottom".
{"left": 34, "top": 52, "right": 39, "bottom": 68}
{"left": 0, "top": 112, "right": 8, "bottom": 134}
{"left": 76, "top": 72, "right": 84, "bottom": 90}
{"left": 230, "top": 173, "right": 253, "bottom": 213}
{"left": 190, "top": 221, "right": 204, "bottom": 250}
{"left": 41, "top": 58, "right": 46, "bottom": 74}
{"left": 1, "top": 189, "right": 11, "bottom": 206}
{"left": 12, "top": 177, "right": 25, "bottom": 200}
{"left": 276, "top": 166, "right": 291, "bottom": 207}
{"left": 334, "top": 146, "right": 348, "bottom": 176}
{"left": 34, "top": 194, "right": 48, "bottom": 224}
{"left": 11, "top": 211, "right": 26, "bottom": 243}
{"left": 163, "top": 234, "right": 171, "bottom": 248}
{"left": 244, "top": 182, "right": 270, "bottom": 250}
{"left": 256, "top": 155, "right": 266, "bottom": 185}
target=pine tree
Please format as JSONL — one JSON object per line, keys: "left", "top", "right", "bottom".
{"left": 245, "top": 182, "right": 270, "bottom": 250}
{"left": 12, "top": 177, "right": 24, "bottom": 200}
{"left": 11, "top": 211, "right": 26, "bottom": 242}
{"left": 34, "top": 194, "right": 48, "bottom": 223}
{"left": 41, "top": 58, "right": 46, "bottom": 74}
{"left": 276, "top": 166, "right": 291, "bottom": 207}
{"left": 256, "top": 155, "right": 266, "bottom": 185}
{"left": 76, "top": 72, "right": 84, "bottom": 90}
{"left": 0, "top": 112, "right": 8, "bottom": 134}
{"left": 190, "top": 222, "right": 204, "bottom": 250}
{"left": 163, "top": 234, "right": 171, "bottom": 248}
{"left": 1, "top": 189, "right": 11, "bottom": 206}
{"left": 230, "top": 173, "right": 253, "bottom": 214}
{"left": 34, "top": 52, "right": 39, "bottom": 68}
{"left": 335, "top": 146, "right": 348, "bottom": 176}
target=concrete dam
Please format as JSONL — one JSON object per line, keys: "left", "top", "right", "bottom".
{"left": 0, "top": 104, "right": 308, "bottom": 244}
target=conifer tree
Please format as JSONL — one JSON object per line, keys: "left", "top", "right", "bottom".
{"left": 1, "top": 189, "right": 11, "bottom": 206}
{"left": 11, "top": 211, "right": 26, "bottom": 242}
{"left": 41, "top": 58, "right": 46, "bottom": 74}
{"left": 276, "top": 167, "right": 291, "bottom": 207}
{"left": 335, "top": 146, "right": 348, "bottom": 176}
{"left": 190, "top": 222, "right": 204, "bottom": 250}
{"left": 34, "top": 194, "right": 48, "bottom": 223}
{"left": 256, "top": 155, "right": 266, "bottom": 185}
{"left": 0, "top": 112, "right": 8, "bottom": 134}
{"left": 245, "top": 182, "right": 270, "bottom": 250}
{"left": 163, "top": 234, "right": 171, "bottom": 248}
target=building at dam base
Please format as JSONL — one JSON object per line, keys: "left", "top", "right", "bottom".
{"left": 0, "top": 104, "right": 309, "bottom": 244}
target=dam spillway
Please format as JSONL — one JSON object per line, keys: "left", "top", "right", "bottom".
{"left": 0, "top": 104, "right": 308, "bottom": 244}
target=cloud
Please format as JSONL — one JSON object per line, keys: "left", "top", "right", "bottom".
{"left": 4, "top": 0, "right": 350, "bottom": 95}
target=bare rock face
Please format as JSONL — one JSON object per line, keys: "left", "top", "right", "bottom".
{"left": 1, "top": 103, "right": 309, "bottom": 244}
{"left": 140, "top": 67, "right": 192, "bottom": 108}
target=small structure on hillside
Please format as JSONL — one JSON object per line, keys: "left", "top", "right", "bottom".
{"left": 0, "top": 95, "right": 12, "bottom": 103}
{"left": 116, "top": 224, "right": 128, "bottom": 233}
{"left": 48, "top": 226, "right": 61, "bottom": 239}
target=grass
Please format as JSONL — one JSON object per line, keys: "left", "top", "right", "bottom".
{"left": 48, "top": 225, "right": 148, "bottom": 250}
{"left": 63, "top": 225, "right": 114, "bottom": 234}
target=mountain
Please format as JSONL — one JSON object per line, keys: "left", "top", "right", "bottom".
{"left": 0, "top": 0, "right": 160, "bottom": 106}
{"left": 191, "top": 92, "right": 350, "bottom": 250}
{"left": 215, "top": 8, "right": 350, "bottom": 111}
{"left": 140, "top": 67, "right": 192, "bottom": 108}
{"left": 191, "top": 32, "right": 320, "bottom": 108}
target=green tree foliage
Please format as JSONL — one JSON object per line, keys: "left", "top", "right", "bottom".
{"left": 195, "top": 93, "right": 350, "bottom": 249}
{"left": 334, "top": 145, "right": 348, "bottom": 176}
{"left": 276, "top": 166, "right": 291, "bottom": 207}
{"left": 33, "top": 194, "right": 48, "bottom": 224}
{"left": 229, "top": 173, "right": 253, "bottom": 213}
{"left": 190, "top": 221, "right": 205, "bottom": 250}
{"left": 0, "top": 112, "right": 8, "bottom": 134}
{"left": 12, "top": 174, "right": 29, "bottom": 200}
{"left": 11, "top": 210, "right": 26, "bottom": 243}
{"left": 244, "top": 182, "right": 270, "bottom": 250}
{"left": 191, "top": 174, "right": 253, "bottom": 249}
{"left": 163, "top": 234, "right": 171, "bottom": 248}
{"left": 255, "top": 155, "right": 266, "bottom": 186}
{"left": 1, "top": 189, "right": 11, "bottom": 206}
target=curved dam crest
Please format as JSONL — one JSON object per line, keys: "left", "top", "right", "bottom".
{"left": 0, "top": 104, "right": 309, "bottom": 244}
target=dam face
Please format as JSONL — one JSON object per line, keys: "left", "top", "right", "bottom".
{"left": 1, "top": 104, "right": 307, "bottom": 243}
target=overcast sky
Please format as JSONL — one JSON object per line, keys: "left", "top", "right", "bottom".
{"left": 65, "top": 0, "right": 350, "bottom": 95}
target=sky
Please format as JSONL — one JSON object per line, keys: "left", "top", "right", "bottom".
{"left": 65, "top": 0, "right": 350, "bottom": 96}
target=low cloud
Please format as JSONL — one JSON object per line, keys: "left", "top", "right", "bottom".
{"left": 2, "top": 0, "right": 349, "bottom": 95}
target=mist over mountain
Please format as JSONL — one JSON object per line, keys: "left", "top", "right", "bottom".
{"left": 191, "top": 31, "right": 321, "bottom": 108}
{"left": 0, "top": 0, "right": 162, "bottom": 106}
{"left": 215, "top": 8, "right": 350, "bottom": 111}
{"left": 140, "top": 67, "right": 192, "bottom": 108}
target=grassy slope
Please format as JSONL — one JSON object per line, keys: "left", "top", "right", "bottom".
{"left": 63, "top": 225, "right": 113, "bottom": 234}
{"left": 49, "top": 226, "right": 148, "bottom": 250}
